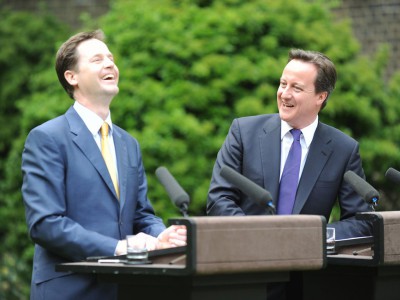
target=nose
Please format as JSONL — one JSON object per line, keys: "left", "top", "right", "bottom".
{"left": 279, "top": 86, "right": 290, "bottom": 99}
{"left": 104, "top": 56, "right": 115, "bottom": 68}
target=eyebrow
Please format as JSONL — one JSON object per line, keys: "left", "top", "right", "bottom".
{"left": 280, "top": 78, "right": 305, "bottom": 87}
{"left": 293, "top": 82, "right": 305, "bottom": 88}
{"left": 89, "top": 53, "right": 114, "bottom": 59}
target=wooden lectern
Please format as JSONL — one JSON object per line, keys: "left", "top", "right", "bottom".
{"left": 56, "top": 215, "right": 326, "bottom": 300}
{"left": 303, "top": 211, "right": 400, "bottom": 300}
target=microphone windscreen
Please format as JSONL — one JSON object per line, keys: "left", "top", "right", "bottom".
{"left": 385, "top": 167, "right": 400, "bottom": 184}
{"left": 155, "top": 166, "right": 190, "bottom": 208}
{"left": 343, "top": 170, "right": 379, "bottom": 204}
{"left": 220, "top": 165, "right": 272, "bottom": 207}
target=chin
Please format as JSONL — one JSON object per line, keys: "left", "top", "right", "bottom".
{"left": 279, "top": 114, "right": 298, "bottom": 128}
{"left": 107, "top": 87, "right": 119, "bottom": 95}
{"left": 279, "top": 110, "right": 291, "bottom": 121}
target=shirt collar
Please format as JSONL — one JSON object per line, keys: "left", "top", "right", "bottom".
{"left": 73, "top": 101, "right": 113, "bottom": 136}
{"left": 280, "top": 116, "right": 319, "bottom": 148}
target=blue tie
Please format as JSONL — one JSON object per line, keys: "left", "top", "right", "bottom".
{"left": 277, "top": 129, "right": 302, "bottom": 214}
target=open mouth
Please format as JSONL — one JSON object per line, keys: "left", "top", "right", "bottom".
{"left": 102, "top": 74, "right": 115, "bottom": 81}
{"left": 282, "top": 102, "right": 294, "bottom": 108}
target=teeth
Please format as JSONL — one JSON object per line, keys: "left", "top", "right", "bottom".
{"left": 103, "top": 74, "right": 114, "bottom": 80}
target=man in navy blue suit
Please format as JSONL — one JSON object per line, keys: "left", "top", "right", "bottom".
{"left": 207, "top": 49, "right": 373, "bottom": 299}
{"left": 22, "top": 29, "right": 186, "bottom": 300}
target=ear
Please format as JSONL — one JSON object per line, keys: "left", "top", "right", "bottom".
{"left": 317, "top": 91, "right": 328, "bottom": 105}
{"left": 64, "top": 70, "right": 78, "bottom": 87}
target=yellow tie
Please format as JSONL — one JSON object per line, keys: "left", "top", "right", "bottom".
{"left": 100, "top": 122, "right": 119, "bottom": 199}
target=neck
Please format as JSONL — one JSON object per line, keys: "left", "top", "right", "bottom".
{"left": 75, "top": 97, "right": 112, "bottom": 120}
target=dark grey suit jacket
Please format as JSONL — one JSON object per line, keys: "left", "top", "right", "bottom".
{"left": 207, "top": 114, "right": 373, "bottom": 239}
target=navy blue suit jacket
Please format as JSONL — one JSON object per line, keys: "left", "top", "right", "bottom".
{"left": 207, "top": 114, "right": 373, "bottom": 239}
{"left": 22, "top": 106, "right": 166, "bottom": 300}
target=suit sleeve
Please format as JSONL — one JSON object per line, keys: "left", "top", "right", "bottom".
{"left": 329, "top": 141, "right": 374, "bottom": 239}
{"left": 22, "top": 129, "right": 118, "bottom": 261}
{"left": 132, "top": 141, "right": 166, "bottom": 236}
{"left": 207, "top": 119, "right": 247, "bottom": 216}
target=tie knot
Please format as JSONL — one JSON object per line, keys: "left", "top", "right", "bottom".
{"left": 100, "top": 122, "right": 109, "bottom": 137}
{"left": 290, "top": 129, "right": 302, "bottom": 141}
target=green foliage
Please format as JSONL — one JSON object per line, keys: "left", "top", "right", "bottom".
{"left": 0, "top": 9, "right": 66, "bottom": 160}
{"left": 0, "top": 253, "right": 31, "bottom": 299}
{"left": 97, "top": 0, "right": 400, "bottom": 218}
{"left": 0, "top": 8, "right": 69, "bottom": 300}
{"left": 2, "top": 0, "right": 400, "bottom": 297}
{"left": 100, "top": 0, "right": 360, "bottom": 218}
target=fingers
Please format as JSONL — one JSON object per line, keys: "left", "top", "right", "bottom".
{"left": 167, "top": 228, "right": 187, "bottom": 246}
{"left": 129, "top": 225, "right": 188, "bottom": 252}
{"left": 129, "top": 233, "right": 158, "bottom": 251}
{"left": 156, "top": 225, "right": 187, "bottom": 249}
{"left": 115, "top": 240, "right": 128, "bottom": 255}
{"left": 176, "top": 228, "right": 187, "bottom": 236}
{"left": 168, "top": 238, "right": 186, "bottom": 247}
{"left": 167, "top": 230, "right": 187, "bottom": 242}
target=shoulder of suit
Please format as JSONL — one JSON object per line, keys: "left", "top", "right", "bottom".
{"left": 112, "top": 123, "right": 129, "bottom": 136}
{"left": 235, "top": 113, "right": 279, "bottom": 126}
{"left": 112, "top": 123, "right": 140, "bottom": 143}
{"left": 29, "top": 114, "right": 68, "bottom": 135}
{"left": 317, "top": 122, "right": 358, "bottom": 144}
{"left": 234, "top": 114, "right": 281, "bottom": 131}
{"left": 230, "top": 114, "right": 280, "bottom": 138}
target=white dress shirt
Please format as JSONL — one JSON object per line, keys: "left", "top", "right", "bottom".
{"left": 73, "top": 101, "right": 119, "bottom": 181}
{"left": 280, "top": 116, "right": 319, "bottom": 181}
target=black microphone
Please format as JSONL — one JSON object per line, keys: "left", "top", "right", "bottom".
{"left": 155, "top": 166, "right": 190, "bottom": 217}
{"left": 219, "top": 165, "right": 275, "bottom": 214}
{"left": 343, "top": 170, "right": 379, "bottom": 208}
{"left": 385, "top": 167, "right": 400, "bottom": 184}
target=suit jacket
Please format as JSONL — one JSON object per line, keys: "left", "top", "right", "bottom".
{"left": 207, "top": 114, "right": 373, "bottom": 239}
{"left": 21, "top": 106, "right": 166, "bottom": 300}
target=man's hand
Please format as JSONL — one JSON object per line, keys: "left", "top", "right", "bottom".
{"left": 115, "top": 232, "right": 159, "bottom": 255}
{"left": 115, "top": 226, "right": 187, "bottom": 255}
{"left": 115, "top": 239, "right": 127, "bottom": 255}
{"left": 157, "top": 225, "right": 187, "bottom": 249}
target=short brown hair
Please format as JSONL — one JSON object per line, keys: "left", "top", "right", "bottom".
{"left": 288, "top": 49, "right": 337, "bottom": 110}
{"left": 55, "top": 29, "right": 105, "bottom": 99}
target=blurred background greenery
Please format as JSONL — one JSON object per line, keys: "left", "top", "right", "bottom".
{"left": 1, "top": 0, "right": 400, "bottom": 298}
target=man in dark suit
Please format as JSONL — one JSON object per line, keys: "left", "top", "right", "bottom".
{"left": 207, "top": 49, "right": 373, "bottom": 298}
{"left": 21, "top": 30, "right": 186, "bottom": 300}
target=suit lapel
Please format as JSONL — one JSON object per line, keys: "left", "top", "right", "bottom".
{"left": 260, "top": 115, "right": 281, "bottom": 207}
{"left": 65, "top": 107, "right": 120, "bottom": 201}
{"left": 113, "top": 127, "right": 128, "bottom": 209}
{"left": 292, "top": 123, "right": 333, "bottom": 214}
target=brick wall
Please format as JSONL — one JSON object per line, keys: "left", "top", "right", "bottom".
{"left": 333, "top": 0, "right": 400, "bottom": 79}
{"left": 2, "top": 0, "right": 399, "bottom": 78}
{"left": 2, "top": 0, "right": 109, "bottom": 29}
